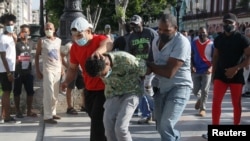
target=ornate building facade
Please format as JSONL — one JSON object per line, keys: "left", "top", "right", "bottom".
{"left": 182, "top": 0, "right": 250, "bottom": 34}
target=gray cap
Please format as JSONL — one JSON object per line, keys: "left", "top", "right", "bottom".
{"left": 130, "top": 15, "right": 142, "bottom": 25}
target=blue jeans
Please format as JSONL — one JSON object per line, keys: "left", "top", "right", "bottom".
{"left": 139, "top": 95, "right": 154, "bottom": 118}
{"left": 154, "top": 86, "right": 191, "bottom": 141}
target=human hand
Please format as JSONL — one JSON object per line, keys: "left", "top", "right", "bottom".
{"left": 225, "top": 67, "right": 239, "bottom": 79}
{"left": 61, "top": 81, "right": 68, "bottom": 92}
{"left": 91, "top": 51, "right": 105, "bottom": 60}
{"left": 36, "top": 71, "right": 43, "bottom": 79}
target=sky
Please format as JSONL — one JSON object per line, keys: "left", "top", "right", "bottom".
{"left": 32, "top": 0, "right": 40, "bottom": 10}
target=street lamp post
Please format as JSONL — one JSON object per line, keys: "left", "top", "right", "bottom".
{"left": 58, "top": 0, "right": 85, "bottom": 45}
{"left": 175, "top": 0, "right": 183, "bottom": 30}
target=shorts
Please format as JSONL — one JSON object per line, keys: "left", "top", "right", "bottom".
{"left": 0, "top": 72, "right": 13, "bottom": 91}
{"left": 68, "top": 70, "right": 85, "bottom": 89}
{"left": 13, "top": 73, "right": 35, "bottom": 96}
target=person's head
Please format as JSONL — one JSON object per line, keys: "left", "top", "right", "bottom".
{"left": 245, "top": 27, "right": 250, "bottom": 38}
{"left": 158, "top": 13, "right": 178, "bottom": 44}
{"left": 19, "top": 24, "right": 30, "bottom": 39}
{"left": 85, "top": 55, "right": 112, "bottom": 78}
{"left": 223, "top": 13, "right": 237, "bottom": 33}
{"left": 198, "top": 27, "right": 208, "bottom": 42}
{"left": 70, "top": 17, "right": 93, "bottom": 46}
{"left": 44, "top": 22, "right": 55, "bottom": 38}
{"left": 130, "top": 15, "right": 143, "bottom": 33}
{"left": 104, "top": 24, "right": 111, "bottom": 34}
{"left": 181, "top": 30, "right": 188, "bottom": 37}
{"left": 0, "top": 13, "right": 16, "bottom": 34}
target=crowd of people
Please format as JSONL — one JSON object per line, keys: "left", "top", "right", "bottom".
{"left": 1, "top": 11, "right": 250, "bottom": 141}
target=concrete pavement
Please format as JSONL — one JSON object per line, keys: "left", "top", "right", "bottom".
{"left": 1, "top": 87, "right": 250, "bottom": 141}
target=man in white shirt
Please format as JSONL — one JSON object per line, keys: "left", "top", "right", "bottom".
{"left": 0, "top": 13, "right": 17, "bottom": 123}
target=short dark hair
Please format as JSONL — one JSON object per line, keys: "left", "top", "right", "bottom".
{"left": 0, "top": 13, "right": 16, "bottom": 24}
{"left": 85, "top": 57, "right": 106, "bottom": 77}
{"left": 159, "top": 14, "right": 177, "bottom": 28}
{"left": 20, "top": 24, "right": 30, "bottom": 29}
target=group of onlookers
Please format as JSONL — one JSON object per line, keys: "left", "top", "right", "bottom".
{"left": 1, "top": 11, "right": 250, "bottom": 141}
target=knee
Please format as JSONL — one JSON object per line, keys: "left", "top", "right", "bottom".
{"left": 115, "top": 125, "right": 128, "bottom": 136}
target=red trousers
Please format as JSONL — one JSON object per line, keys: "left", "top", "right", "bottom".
{"left": 212, "top": 79, "right": 242, "bottom": 125}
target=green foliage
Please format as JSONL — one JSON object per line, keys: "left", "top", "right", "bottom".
{"left": 44, "top": 0, "right": 172, "bottom": 32}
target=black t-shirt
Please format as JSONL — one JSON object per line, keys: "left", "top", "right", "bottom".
{"left": 214, "top": 31, "right": 250, "bottom": 83}
{"left": 15, "top": 40, "right": 35, "bottom": 75}
{"left": 127, "top": 27, "right": 158, "bottom": 60}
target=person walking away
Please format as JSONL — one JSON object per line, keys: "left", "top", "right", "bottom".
{"left": 35, "top": 22, "right": 63, "bottom": 124}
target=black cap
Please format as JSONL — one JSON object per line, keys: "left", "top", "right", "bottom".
{"left": 223, "top": 13, "right": 237, "bottom": 22}
{"left": 130, "top": 15, "right": 142, "bottom": 25}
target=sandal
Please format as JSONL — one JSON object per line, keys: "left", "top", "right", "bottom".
{"left": 66, "top": 108, "right": 78, "bottom": 115}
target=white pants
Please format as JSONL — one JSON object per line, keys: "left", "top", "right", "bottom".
{"left": 43, "top": 70, "right": 61, "bottom": 119}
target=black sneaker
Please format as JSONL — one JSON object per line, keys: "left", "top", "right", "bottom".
{"left": 80, "top": 106, "right": 86, "bottom": 112}
{"left": 3, "top": 117, "right": 21, "bottom": 124}
{"left": 202, "top": 133, "right": 208, "bottom": 139}
{"left": 242, "top": 92, "right": 250, "bottom": 97}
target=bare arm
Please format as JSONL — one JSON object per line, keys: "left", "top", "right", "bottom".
{"left": 35, "top": 38, "right": 42, "bottom": 79}
{"left": 61, "top": 63, "right": 78, "bottom": 91}
{"left": 91, "top": 38, "right": 113, "bottom": 59}
{"left": 148, "top": 57, "right": 184, "bottom": 79}
{"left": 0, "top": 52, "right": 14, "bottom": 82}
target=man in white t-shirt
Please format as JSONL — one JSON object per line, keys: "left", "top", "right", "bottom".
{"left": 0, "top": 13, "right": 18, "bottom": 123}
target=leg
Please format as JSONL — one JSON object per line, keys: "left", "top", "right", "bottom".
{"left": 103, "top": 97, "right": 119, "bottom": 141}
{"left": 229, "top": 83, "right": 243, "bottom": 125}
{"left": 85, "top": 90, "right": 106, "bottom": 141}
{"left": 13, "top": 73, "right": 22, "bottom": 117}
{"left": 199, "top": 73, "right": 212, "bottom": 116}
{"left": 192, "top": 73, "right": 202, "bottom": 110}
{"left": 51, "top": 71, "right": 61, "bottom": 116}
{"left": 23, "top": 74, "right": 36, "bottom": 116}
{"left": 212, "top": 79, "right": 228, "bottom": 125}
{"left": 115, "top": 94, "right": 139, "bottom": 141}
{"left": 158, "top": 86, "right": 191, "bottom": 141}
{"left": 0, "top": 73, "right": 13, "bottom": 120}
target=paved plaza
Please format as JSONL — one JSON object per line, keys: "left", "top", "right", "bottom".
{"left": 0, "top": 85, "right": 250, "bottom": 141}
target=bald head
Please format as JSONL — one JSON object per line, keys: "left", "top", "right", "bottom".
{"left": 45, "top": 22, "right": 55, "bottom": 31}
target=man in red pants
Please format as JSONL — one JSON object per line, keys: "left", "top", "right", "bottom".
{"left": 212, "top": 13, "right": 250, "bottom": 125}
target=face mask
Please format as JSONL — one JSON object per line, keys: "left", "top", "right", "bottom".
{"left": 45, "top": 30, "right": 54, "bottom": 37}
{"left": 131, "top": 26, "right": 141, "bottom": 33}
{"left": 20, "top": 33, "right": 29, "bottom": 39}
{"left": 104, "top": 69, "right": 112, "bottom": 78}
{"left": 159, "top": 33, "right": 174, "bottom": 44}
{"left": 5, "top": 25, "right": 14, "bottom": 33}
{"left": 223, "top": 24, "right": 235, "bottom": 33}
{"left": 198, "top": 33, "right": 207, "bottom": 40}
{"left": 76, "top": 37, "right": 88, "bottom": 46}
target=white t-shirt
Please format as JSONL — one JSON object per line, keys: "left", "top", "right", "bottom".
{"left": 0, "top": 33, "right": 16, "bottom": 72}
